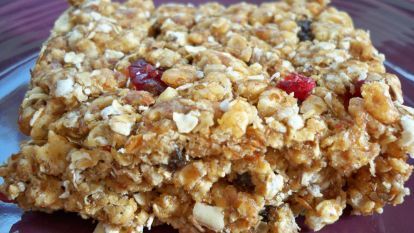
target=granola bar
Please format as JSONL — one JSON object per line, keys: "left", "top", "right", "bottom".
{"left": 1, "top": 0, "right": 414, "bottom": 232}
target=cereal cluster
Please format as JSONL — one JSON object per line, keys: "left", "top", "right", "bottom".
{"left": 1, "top": 0, "right": 413, "bottom": 232}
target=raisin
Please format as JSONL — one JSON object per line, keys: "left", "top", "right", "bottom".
{"left": 128, "top": 59, "right": 167, "bottom": 95}
{"left": 276, "top": 73, "right": 316, "bottom": 101}
{"left": 259, "top": 205, "right": 274, "bottom": 222}
{"left": 297, "top": 19, "right": 314, "bottom": 41}
{"left": 233, "top": 172, "right": 255, "bottom": 192}
{"left": 167, "top": 147, "right": 187, "bottom": 171}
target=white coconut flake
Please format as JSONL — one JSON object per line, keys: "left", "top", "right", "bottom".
{"left": 265, "top": 173, "right": 284, "bottom": 199}
{"left": 64, "top": 52, "right": 85, "bottom": 69}
{"left": 56, "top": 78, "right": 75, "bottom": 97}
{"left": 173, "top": 111, "right": 200, "bottom": 133}
{"left": 133, "top": 193, "right": 146, "bottom": 206}
{"left": 369, "top": 159, "right": 376, "bottom": 177}
{"left": 270, "top": 72, "right": 280, "bottom": 81}
{"left": 17, "top": 182, "right": 26, "bottom": 192}
{"left": 301, "top": 172, "right": 319, "bottom": 186}
{"left": 226, "top": 67, "right": 242, "bottom": 81}
{"left": 207, "top": 36, "right": 216, "bottom": 43}
{"left": 288, "top": 114, "right": 304, "bottom": 130}
{"left": 399, "top": 115, "right": 414, "bottom": 156}
{"left": 146, "top": 215, "right": 155, "bottom": 230}
{"left": 73, "top": 84, "right": 88, "bottom": 102}
{"left": 96, "top": 24, "right": 113, "bottom": 34}
{"left": 84, "top": 88, "right": 91, "bottom": 95}
{"left": 104, "top": 49, "right": 124, "bottom": 60}
{"left": 219, "top": 99, "right": 232, "bottom": 112}
{"left": 308, "top": 185, "right": 323, "bottom": 197}
{"left": 59, "top": 180, "right": 71, "bottom": 199}
{"left": 185, "top": 45, "right": 206, "bottom": 54}
{"left": 276, "top": 105, "right": 299, "bottom": 120}
{"left": 166, "top": 31, "right": 187, "bottom": 46}
{"left": 90, "top": 11, "right": 102, "bottom": 21}
{"left": 176, "top": 83, "right": 193, "bottom": 91}
{"left": 316, "top": 42, "right": 336, "bottom": 50}
{"left": 195, "top": 70, "right": 204, "bottom": 79}
{"left": 109, "top": 116, "right": 134, "bottom": 136}
{"left": 247, "top": 74, "right": 265, "bottom": 81}
{"left": 54, "top": 11, "right": 71, "bottom": 33}
{"left": 63, "top": 112, "right": 80, "bottom": 128}
{"left": 265, "top": 117, "right": 287, "bottom": 133}
{"left": 193, "top": 203, "right": 225, "bottom": 232}
{"left": 194, "top": 14, "right": 203, "bottom": 22}
{"left": 101, "top": 100, "right": 124, "bottom": 120}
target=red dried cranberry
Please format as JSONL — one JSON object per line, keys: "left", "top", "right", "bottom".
{"left": 276, "top": 73, "right": 316, "bottom": 101}
{"left": 128, "top": 59, "right": 167, "bottom": 95}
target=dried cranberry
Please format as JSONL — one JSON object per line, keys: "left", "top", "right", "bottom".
{"left": 297, "top": 20, "right": 314, "bottom": 42}
{"left": 276, "top": 73, "right": 316, "bottom": 101}
{"left": 128, "top": 59, "right": 167, "bottom": 95}
{"left": 233, "top": 172, "right": 255, "bottom": 192}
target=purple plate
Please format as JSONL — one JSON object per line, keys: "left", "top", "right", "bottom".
{"left": 1, "top": 0, "right": 413, "bottom": 232}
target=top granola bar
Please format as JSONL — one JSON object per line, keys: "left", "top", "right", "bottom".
{"left": 1, "top": 0, "right": 414, "bottom": 232}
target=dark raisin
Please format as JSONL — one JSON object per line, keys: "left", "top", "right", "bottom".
{"left": 128, "top": 59, "right": 167, "bottom": 95}
{"left": 167, "top": 147, "right": 187, "bottom": 171}
{"left": 259, "top": 205, "right": 274, "bottom": 222}
{"left": 297, "top": 20, "right": 314, "bottom": 42}
{"left": 233, "top": 172, "right": 255, "bottom": 192}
